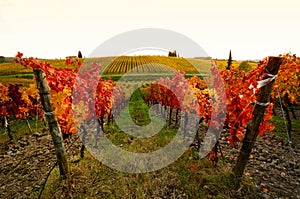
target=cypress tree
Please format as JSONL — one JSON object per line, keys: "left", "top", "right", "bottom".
{"left": 78, "top": 51, "right": 82, "bottom": 58}
{"left": 227, "top": 50, "right": 232, "bottom": 70}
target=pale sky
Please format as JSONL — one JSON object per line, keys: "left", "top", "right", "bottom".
{"left": 0, "top": 0, "right": 299, "bottom": 60}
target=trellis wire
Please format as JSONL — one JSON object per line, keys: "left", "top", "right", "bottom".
{"left": 276, "top": 85, "right": 300, "bottom": 193}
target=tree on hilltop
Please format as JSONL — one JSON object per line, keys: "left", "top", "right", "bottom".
{"left": 168, "top": 50, "right": 177, "bottom": 57}
{"left": 78, "top": 51, "right": 82, "bottom": 58}
{"left": 226, "top": 50, "right": 232, "bottom": 70}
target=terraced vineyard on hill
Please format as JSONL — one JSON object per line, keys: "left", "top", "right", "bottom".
{"left": 0, "top": 56, "right": 212, "bottom": 84}
{"left": 99, "top": 56, "right": 210, "bottom": 74}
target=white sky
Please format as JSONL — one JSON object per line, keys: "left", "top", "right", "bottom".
{"left": 0, "top": 0, "right": 299, "bottom": 60}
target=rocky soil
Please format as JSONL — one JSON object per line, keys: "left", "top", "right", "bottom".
{"left": 0, "top": 131, "right": 56, "bottom": 198}
{"left": 219, "top": 132, "right": 300, "bottom": 198}
{"left": 0, "top": 130, "right": 81, "bottom": 199}
{"left": 0, "top": 122, "right": 299, "bottom": 198}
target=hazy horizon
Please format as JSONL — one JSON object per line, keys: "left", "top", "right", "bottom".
{"left": 1, "top": 0, "right": 299, "bottom": 60}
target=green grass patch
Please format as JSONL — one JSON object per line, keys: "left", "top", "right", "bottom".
{"left": 0, "top": 77, "right": 34, "bottom": 86}
{"left": 0, "top": 74, "right": 34, "bottom": 79}
{"left": 270, "top": 116, "right": 300, "bottom": 141}
{"left": 103, "top": 88, "right": 176, "bottom": 153}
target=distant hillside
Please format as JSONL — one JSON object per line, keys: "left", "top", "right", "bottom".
{"left": 0, "top": 55, "right": 212, "bottom": 85}
{"left": 88, "top": 56, "right": 211, "bottom": 75}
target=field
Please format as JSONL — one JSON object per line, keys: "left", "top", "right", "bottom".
{"left": 214, "top": 59, "right": 257, "bottom": 70}
{"left": 1, "top": 56, "right": 215, "bottom": 85}
{"left": 0, "top": 55, "right": 299, "bottom": 198}
{"left": 0, "top": 85, "right": 299, "bottom": 198}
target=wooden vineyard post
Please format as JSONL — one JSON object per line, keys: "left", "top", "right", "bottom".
{"left": 4, "top": 116, "right": 13, "bottom": 141}
{"left": 232, "top": 57, "right": 282, "bottom": 180}
{"left": 33, "top": 69, "right": 69, "bottom": 179}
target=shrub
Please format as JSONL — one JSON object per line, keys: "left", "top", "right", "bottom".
{"left": 0, "top": 56, "right": 5, "bottom": 63}
{"left": 238, "top": 61, "right": 252, "bottom": 72}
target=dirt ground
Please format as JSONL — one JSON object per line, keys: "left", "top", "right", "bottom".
{"left": 0, "top": 118, "right": 299, "bottom": 198}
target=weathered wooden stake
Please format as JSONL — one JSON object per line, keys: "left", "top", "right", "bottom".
{"left": 169, "top": 108, "right": 173, "bottom": 126}
{"left": 26, "top": 119, "right": 33, "bottom": 134}
{"left": 33, "top": 69, "right": 69, "bottom": 179}
{"left": 80, "top": 124, "right": 87, "bottom": 158}
{"left": 232, "top": 57, "right": 282, "bottom": 180}
{"left": 4, "top": 116, "right": 13, "bottom": 141}
{"left": 282, "top": 103, "right": 292, "bottom": 139}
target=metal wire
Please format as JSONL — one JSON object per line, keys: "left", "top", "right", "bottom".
{"left": 276, "top": 85, "right": 300, "bottom": 193}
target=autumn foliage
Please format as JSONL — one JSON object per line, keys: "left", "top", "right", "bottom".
{"left": 13, "top": 53, "right": 127, "bottom": 135}
{"left": 272, "top": 53, "right": 300, "bottom": 105}
{"left": 2, "top": 52, "right": 297, "bottom": 148}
